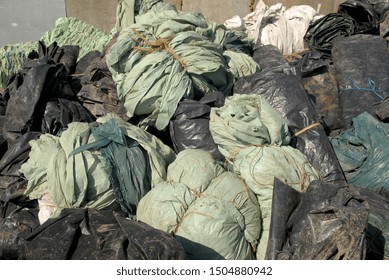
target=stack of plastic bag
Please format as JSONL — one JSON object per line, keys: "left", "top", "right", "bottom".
{"left": 209, "top": 94, "right": 320, "bottom": 259}
{"left": 137, "top": 149, "right": 261, "bottom": 260}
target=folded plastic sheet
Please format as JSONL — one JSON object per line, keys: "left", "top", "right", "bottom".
{"left": 266, "top": 179, "right": 369, "bottom": 260}
{"left": 169, "top": 91, "right": 225, "bottom": 162}
{"left": 331, "top": 34, "right": 389, "bottom": 131}
{"left": 20, "top": 208, "right": 188, "bottom": 260}
{"left": 234, "top": 44, "right": 346, "bottom": 185}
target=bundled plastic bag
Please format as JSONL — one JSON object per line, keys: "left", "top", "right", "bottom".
{"left": 338, "top": 0, "right": 379, "bottom": 34}
{"left": 331, "top": 112, "right": 389, "bottom": 191}
{"left": 266, "top": 179, "right": 369, "bottom": 260}
{"left": 209, "top": 94, "right": 320, "bottom": 259}
{"left": 107, "top": 8, "right": 258, "bottom": 130}
{"left": 21, "top": 115, "right": 175, "bottom": 223}
{"left": 20, "top": 208, "right": 188, "bottom": 260}
{"left": 137, "top": 149, "right": 261, "bottom": 260}
{"left": 234, "top": 44, "right": 346, "bottom": 185}
{"left": 331, "top": 34, "right": 389, "bottom": 131}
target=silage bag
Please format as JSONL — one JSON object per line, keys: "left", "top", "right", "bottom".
{"left": 21, "top": 114, "right": 175, "bottom": 223}
{"left": 209, "top": 94, "right": 320, "bottom": 259}
{"left": 137, "top": 149, "right": 261, "bottom": 260}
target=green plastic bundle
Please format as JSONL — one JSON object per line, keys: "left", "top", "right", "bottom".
{"left": 209, "top": 94, "right": 320, "bottom": 259}
{"left": 137, "top": 149, "right": 261, "bottom": 260}
{"left": 106, "top": 9, "right": 258, "bottom": 130}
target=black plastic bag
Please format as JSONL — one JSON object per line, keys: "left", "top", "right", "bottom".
{"left": 170, "top": 91, "right": 225, "bottom": 162}
{"left": 76, "top": 55, "right": 128, "bottom": 120}
{"left": 304, "top": 13, "right": 357, "bottom": 57}
{"left": 266, "top": 179, "right": 369, "bottom": 260}
{"left": 338, "top": 0, "right": 380, "bottom": 34}
{"left": 234, "top": 44, "right": 346, "bottom": 185}
{"left": 331, "top": 34, "right": 389, "bottom": 131}
{"left": 21, "top": 208, "right": 188, "bottom": 260}
{"left": 0, "top": 201, "right": 39, "bottom": 260}
{"left": 2, "top": 42, "right": 80, "bottom": 142}
{"left": 0, "top": 132, "right": 41, "bottom": 202}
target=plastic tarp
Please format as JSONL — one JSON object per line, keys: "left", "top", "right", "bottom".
{"left": 234, "top": 44, "right": 346, "bottom": 186}
{"left": 234, "top": 0, "right": 320, "bottom": 54}
{"left": 209, "top": 94, "right": 320, "bottom": 259}
{"left": 169, "top": 91, "right": 225, "bottom": 162}
{"left": 331, "top": 112, "right": 389, "bottom": 191}
{"left": 107, "top": 8, "right": 258, "bottom": 130}
{"left": 331, "top": 34, "right": 389, "bottom": 131}
{"left": 137, "top": 149, "right": 261, "bottom": 260}
{"left": 20, "top": 208, "right": 188, "bottom": 260}
{"left": 266, "top": 179, "right": 369, "bottom": 260}
{"left": 21, "top": 114, "right": 175, "bottom": 224}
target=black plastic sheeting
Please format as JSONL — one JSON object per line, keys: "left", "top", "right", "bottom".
{"left": 20, "top": 208, "right": 188, "bottom": 260}
{"left": 0, "top": 132, "right": 41, "bottom": 202}
{"left": 338, "top": 0, "right": 379, "bottom": 34}
{"left": 289, "top": 50, "right": 342, "bottom": 132}
{"left": 170, "top": 91, "right": 225, "bottom": 162}
{"left": 234, "top": 44, "right": 346, "bottom": 185}
{"left": 331, "top": 34, "right": 389, "bottom": 131}
{"left": 266, "top": 179, "right": 369, "bottom": 260}
{"left": 2, "top": 41, "right": 94, "bottom": 143}
{"left": 0, "top": 201, "right": 39, "bottom": 260}
{"left": 353, "top": 186, "right": 389, "bottom": 260}
{"left": 75, "top": 52, "right": 128, "bottom": 121}
{"left": 304, "top": 13, "right": 356, "bottom": 56}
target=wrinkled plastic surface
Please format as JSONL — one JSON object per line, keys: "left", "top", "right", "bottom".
{"left": 304, "top": 13, "right": 356, "bottom": 56}
{"left": 338, "top": 0, "right": 379, "bottom": 34}
{"left": 331, "top": 34, "right": 389, "bottom": 130}
{"left": 331, "top": 112, "right": 389, "bottom": 191}
{"left": 71, "top": 119, "right": 152, "bottom": 215}
{"left": 0, "top": 201, "right": 39, "bottom": 260}
{"left": 266, "top": 179, "right": 369, "bottom": 260}
{"left": 2, "top": 42, "right": 94, "bottom": 142}
{"left": 234, "top": 44, "right": 346, "bottom": 185}
{"left": 375, "top": 96, "right": 389, "bottom": 122}
{"left": 21, "top": 208, "right": 188, "bottom": 260}
{"left": 170, "top": 91, "right": 225, "bottom": 162}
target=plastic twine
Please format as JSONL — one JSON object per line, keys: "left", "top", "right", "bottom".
{"left": 340, "top": 79, "right": 385, "bottom": 100}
